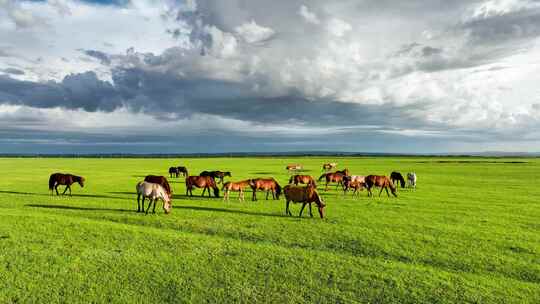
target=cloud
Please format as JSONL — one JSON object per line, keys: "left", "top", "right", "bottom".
{"left": 299, "top": 5, "right": 320, "bottom": 24}
{"left": 326, "top": 18, "right": 352, "bottom": 37}
{"left": 235, "top": 20, "right": 275, "bottom": 44}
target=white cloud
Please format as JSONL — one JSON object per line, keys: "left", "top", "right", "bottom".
{"left": 299, "top": 5, "right": 320, "bottom": 24}
{"left": 235, "top": 20, "right": 275, "bottom": 44}
{"left": 326, "top": 18, "right": 352, "bottom": 37}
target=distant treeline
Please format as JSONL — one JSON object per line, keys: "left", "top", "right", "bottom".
{"left": 0, "top": 152, "right": 538, "bottom": 158}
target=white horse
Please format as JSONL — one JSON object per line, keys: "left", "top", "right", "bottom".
{"left": 136, "top": 181, "right": 172, "bottom": 214}
{"left": 407, "top": 172, "right": 417, "bottom": 189}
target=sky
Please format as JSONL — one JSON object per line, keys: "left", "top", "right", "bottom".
{"left": 1, "top": 0, "right": 540, "bottom": 154}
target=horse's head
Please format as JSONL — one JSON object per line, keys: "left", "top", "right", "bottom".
{"left": 224, "top": 172, "right": 231, "bottom": 177}
{"left": 78, "top": 177, "right": 85, "bottom": 188}
{"left": 314, "top": 192, "right": 326, "bottom": 218}
{"left": 162, "top": 191, "right": 172, "bottom": 214}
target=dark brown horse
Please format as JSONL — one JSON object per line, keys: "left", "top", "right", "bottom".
{"left": 335, "top": 169, "right": 350, "bottom": 177}
{"left": 177, "top": 166, "right": 188, "bottom": 177}
{"left": 365, "top": 175, "right": 397, "bottom": 197}
{"left": 250, "top": 178, "right": 282, "bottom": 201}
{"left": 199, "top": 171, "right": 231, "bottom": 184}
{"left": 390, "top": 171, "right": 406, "bottom": 188}
{"left": 169, "top": 167, "right": 179, "bottom": 178}
{"left": 186, "top": 176, "right": 219, "bottom": 197}
{"left": 289, "top": 174, "right": 316, "bottom": 187}
{"left": 49, "top": 173, "right": 85, "bottom": 196}
{"left": 318, "top": 172, "right": 345, "bottom": 191}
{"left": 144, "top": 175, "right": 172, "bottom": 196}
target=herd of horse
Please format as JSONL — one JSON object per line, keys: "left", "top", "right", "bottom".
{"left": 47, "top": 163, "right": 418, "bottom": 219}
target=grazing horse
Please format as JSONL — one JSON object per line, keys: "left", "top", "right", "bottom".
{"left": 288, "top": 175, "right": 316, "bottom": 187}
{"left": 365, "top": 175, "right": 397, "bottom": 197}
{"left": 250, "top": 178, "right": 282, "bottom": 201}
{"left": 144, "top": 175, "right": 172, "bottom": 196}
{"left": 322, "top": 162, "right": 337, "bottom": 171}
{"left": 169, "top": 167, "right": 179, "bottom": 178}
{"left": 222, "top": 180, "right": 251, "bottom": 202}
{"left": 283, "top": 184, "right": 326, "bottom": 218}
{"left": 199, "top": 171, "right": 231, "bottom": 184}
{"left": 286, "top": 164, "right": 303, "bottom": 174}
{"left": 343, "top": 176, "right": 365, "bottom": 196}
{"left": 177, "top": 166, "right": 189, "bottom": 177}
{"left": 318, "top": 172, "right": 345, "bottom": 191}
{"left": 48, "top": 173, "right": 85, "bottom": 196}
{"left": 136, "top": 181, "right": 171, "bottom": 214}
{"left": 186, "top": 176, "right": 219, "bottom": 197}
{"left": 407, "top": 172, "right": 417, "bottom": 189}
{"left": 390, "top": 171, "right": 406, "bottom": 188}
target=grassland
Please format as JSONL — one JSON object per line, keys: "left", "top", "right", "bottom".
{"left": 0, "top": 157, "right": 539, "bottom": 303}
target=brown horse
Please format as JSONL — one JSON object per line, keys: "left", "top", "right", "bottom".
{"left": 365, "top": 175, "right": 397, "bottom": 197}
{"left": 289, "top": 175, "right": 316, "bottom": 187}
{"left": 200, "top": 171, "right": 231, "bottom": 184}
{"left": 250, "top": 178, "right": 282, "bottom": 201}
{"left": 177, "top": 166, "right": 188, "bottom": 177}
{"left": 322, "top": 162, "right": 337, "bottom": 171}
{"left": 318, "top": 172, "right": 345, "bottom": 191}
{"left": 186, "top": 176, "right": 219, "bottom": 197}
{"left": 144, "top": 175, "right": 172, "bottom": 196}
{"left": 335, "top": 168, "right": 350, "bottom": 177}
{"left": 343, "top": 176, "right": 365, "bottom": 196}
{"left": 222, "top": 180, "right": 251, "bottom": 202}
{"left": 48, "top": 173, "right": 85, "bottom": 196}
{"left": 283, "top": 184, "right": 326, "bottom": 218}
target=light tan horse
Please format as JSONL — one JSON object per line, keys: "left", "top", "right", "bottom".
{"left": 286, "top": 164, "right": 303, "bottom": 174}
{"left": 136, "top": 181, "right": 172, "bottom": 214}
{"left": 223, "top": 180, "right": 251, "bottom": 202}
{"left": 322, "top": 162, "right": 337, "bottom": 171}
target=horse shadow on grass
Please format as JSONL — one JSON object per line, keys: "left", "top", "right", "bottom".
{"left": 174, "top": 205, "right": 289, "bottom": 219}
{"left": 25, "top": 204, "right": 133, "bottom": 213}
{"left": 0, "top": 190, "right": 127, "bottom": 201}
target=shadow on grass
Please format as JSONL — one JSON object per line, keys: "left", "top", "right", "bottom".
{"left": 0, "top": 190, "right": 127, "bottom": 200}
{"left": 25, "top": 204, "right": 133, "bottom": 213}
{"left": 174, "top": 205, "right": 289, "bottom": 219}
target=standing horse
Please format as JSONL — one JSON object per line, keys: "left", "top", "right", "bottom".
{"left": 177, "top": 166, "right": 189, "bottom": 177}
{"left": 283, "top": 184, "right": 326, "bottom": 218}
{"left": 322, "top": 163, "right": 337, "bottom": 171}
{"left": 318, "top": 172, "right": 345, "bottom": 191}
{"left": 343, "top": 176, "right": 365, "bottom": 196}
{"left": 186, "top": 176, "right": 219, "bottom": 197}
{"left": 407, "top": 172, "right": 417, "bottom": 189}
{"left": 136, "top": 181, "right": 171, "bottom": 214}
{"left": 144, "top": 175, "right": 172, "bottom": 196}
{"left": 286, "top": 164, "right": 303, "bottom": 174}
{"left": 288, "top": 175, "right": 316, "bottom": 187}
{"left": 365, "top": 175, "right": 397, "bottom": 197}
{"left": 199, "top": 171, "right": 231, "bottom": 184}
{"left": 335, "top": 169, "right": 350, "bottom": 177}
{"left": 169, "top": 167, "right": 179, "bottom": 178}
{"left": 48, "top": 173, "right": 85, "bottom": 196}
{"left": 222, "top": 180, "right": 251, "bottom": 202}
{"left": 250, "top": 178, "right": 282, "bottom": 201}
{"left": 390, "top": 171, "right": 406, "bottom": 188}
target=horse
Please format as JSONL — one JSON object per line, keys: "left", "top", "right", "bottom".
{"left": 199, "top": 171, "right": 231, "bottom": 184}
{"left": 390, "top": 171, "right": 406, "bottom": 188}
{"left": 136, "top": 181, "right": 171, "bottom": 215}
{"left": 186, "top": 176, "right": 219, "bottom": 197}
{"left": 144, "top": 175, "right": 172, "bottom": 196}
{"left": 250, "top": 178, "right": 282, "bottom": 201}
{"left": 48, "top": 173, "right": 85, "bottom": 196}
{"left": 318, "top": 172, "right": 345, "bottom": 191}
{"left": 286, "top": 164, "right": 302, "bottom": 174}
{"left": 283, "top": 184, "right": 326, "bottom": 218}
{"left": 407, "top": 172, "right": 417, "bottom": 189}
{"left": 322, "top": 162, "right": 337, "bottom": 171}
{"left": 335, "top": 169, "right": 350, "bottom": 177}
{"left": 343, "top": 176, "right": 365, "bottom": 196}
{"left": 177, "top": 166, "right": 189, "bottom": 177}
{"left": 365, "top": 175, "right": 397, "bottom": 197}
{"left": 169, "top": 167, "right": 179, "bottom": 178}
{"left": 288, "top": 175, "right": 316, "bottom": 187}
{"left": 222, "top": 180, "right": 251, "bottom": 202}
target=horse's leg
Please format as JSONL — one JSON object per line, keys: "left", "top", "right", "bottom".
{"left": 325, "top": 182, "right": 329, "bottom": 191}
{"left": 68, "top": 185, "right": 72, "bottom": 196}
{"left": 379, "top": 186, "right": 384, "bottom": 197}
{"left": 55, "top": 184, "right": 60, "bottom": 195}
{"left": 286, "top": 200, "right": 291, "bottom": 216}
{"left": 385, "top": 187, "right": 390, "bottom": 197}
{"left": 240, "top": 189, "right": 244, "bottom": 202}
{"left": 299, "top": 203, "right": 307, "bottom": 217}
{"left": 62, "top": 185, "right": 69, "bottom": 195}
{"left": 137, "top": 194, "right": 141, "bottom": 212}
{"left": 145, "top": 199, "right": 153, "bottom": 214}
{"left": 266, "top": 190, "right": 270, "bottom": 200}
{"left": 309, "top": 203, "right": 313, "bottom": 217}
{"left": 252, "top": 188, "right": 257, "bottom": 201}
{"left": 152, "top": 199, "right": 157, "bottom": 213}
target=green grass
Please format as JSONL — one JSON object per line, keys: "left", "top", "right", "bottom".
{"left": 0, "top": 157, "right": 539, "bottom": 303}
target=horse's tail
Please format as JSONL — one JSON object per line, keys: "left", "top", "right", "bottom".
{"left": 399, "top": 176, "right": 405, "bottom": 188}
{"left": 274, "top": 180, "right": 282, "bottom": 198}
{"left": 48, "top": 174, "right": 55, "bottom": 191}
{"left": 318, "top": 173, "right": 326, "bottom": 182}
{"left": 388, "top": 179, "right": 398, "bottom": 197}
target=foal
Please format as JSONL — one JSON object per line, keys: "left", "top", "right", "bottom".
{"left": 222, "top": 180, "right": 251, "bottom": 202}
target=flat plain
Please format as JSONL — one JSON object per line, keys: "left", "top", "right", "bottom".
{"left": 0, "top": 157, "right": 539, "bottom": 303}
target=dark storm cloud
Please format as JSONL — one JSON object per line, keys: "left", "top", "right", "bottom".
{"left": 81, "top": 49, "right": 111, "bottom": 65}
